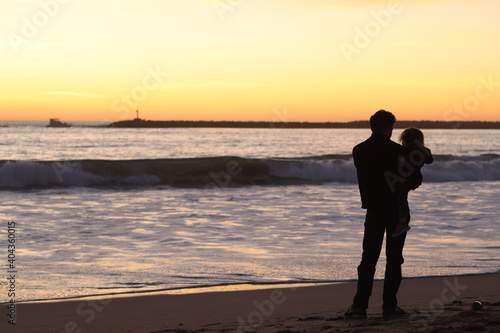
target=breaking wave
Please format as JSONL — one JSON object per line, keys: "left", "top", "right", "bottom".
{"left": 0, "top": 154, "right": 499, "bottom": 189}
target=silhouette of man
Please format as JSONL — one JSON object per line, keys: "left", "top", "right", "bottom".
{"left": 345, "top": 110, "right": 407, "bottom": 318}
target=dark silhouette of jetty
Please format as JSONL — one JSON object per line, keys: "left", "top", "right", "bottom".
{"left": 108, "top": 118, "right": 500, "bottom": 129}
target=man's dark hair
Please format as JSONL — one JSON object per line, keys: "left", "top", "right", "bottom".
{"left": 370, "top": 110, "right": 396, "bottom": 133}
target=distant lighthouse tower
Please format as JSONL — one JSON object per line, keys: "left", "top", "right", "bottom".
{"left": 133, "top": 110, "right": 143, "bottom": 123}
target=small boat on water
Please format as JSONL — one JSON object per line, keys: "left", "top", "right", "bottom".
{"left": 47, "top": 118, "right": 71, "bottom": 128}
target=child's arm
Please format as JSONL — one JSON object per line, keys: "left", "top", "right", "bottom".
{"left": 416, "top": 145, "right": 433, "bottom": 165}
{"left": 423, "top": 147, "right": 433, "bottom": 164}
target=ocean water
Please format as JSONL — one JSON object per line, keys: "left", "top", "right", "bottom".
{"left": 0, "top": 123, "right": 499, "bottom": 302}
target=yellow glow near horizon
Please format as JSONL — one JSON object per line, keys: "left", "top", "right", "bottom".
{"left": 0, "top": 0, "right": 499, "bottom": 122}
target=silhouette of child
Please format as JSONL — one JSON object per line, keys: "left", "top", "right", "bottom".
{"left": 392, "top": 127, "right": 433, "bottom": 237}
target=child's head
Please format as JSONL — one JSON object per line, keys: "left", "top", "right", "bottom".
{"left": 399, "top": 127, "right": 424, "bottom": 146}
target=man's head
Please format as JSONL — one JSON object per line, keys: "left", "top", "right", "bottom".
{"left": 370, "top": 110, "right": 396, "bottom": 137}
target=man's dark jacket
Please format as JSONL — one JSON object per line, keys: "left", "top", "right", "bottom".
{"left": 352, "top": 133, "right": 403, "bottom": 210}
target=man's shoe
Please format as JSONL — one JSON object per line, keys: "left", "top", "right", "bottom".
{"left": 383, "top": 306, "right": 408, "bottom": 318}
{"left": 344, "top": 305, "right": 367, "bottom": 318}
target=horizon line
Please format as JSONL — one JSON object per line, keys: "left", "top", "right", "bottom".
{"left": 2, "top": 119, "right": 500, "bottom": 123}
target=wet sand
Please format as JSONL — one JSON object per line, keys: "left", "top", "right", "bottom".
{"left": 1, "top": 273, "right": 499, "bottom": 333}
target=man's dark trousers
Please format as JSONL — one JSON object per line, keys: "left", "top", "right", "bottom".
{"left": 352, "top": 208, "right": 407, "bottom": 310}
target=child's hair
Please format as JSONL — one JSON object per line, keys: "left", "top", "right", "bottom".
{"left": 399, "top": 127, "right": 424, "bottom": 146}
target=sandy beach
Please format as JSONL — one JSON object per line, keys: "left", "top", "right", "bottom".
{"left": 1, "top": 273, "right": 498, "bottom": 333}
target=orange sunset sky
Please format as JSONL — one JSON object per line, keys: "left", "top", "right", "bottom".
{"left": 1, "top": 0, "right": 499, "bottom": 122}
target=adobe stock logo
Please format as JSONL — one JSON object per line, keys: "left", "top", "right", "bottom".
{"left": 213, "top": 0, "right": 244, "bottom": 21}
{"left": 384, "top": 139, "right": 431, "bottom": 192}
{"left": 236, "top": 289, "right": 290, "bottom": 333}
{"left": 340, "top": 0, "right": 404, "bottom": 63}
{"left": 111, "top": 65, "right": 168, "bottom": 120}
{"left": 409, "top": 278, "right": 468, "bottom": 332}
{"left": 7, "top": 0, "right": 72, "bottom": 53}
{"left": 443, "top": 74, "right": 499, "bottom": 122}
